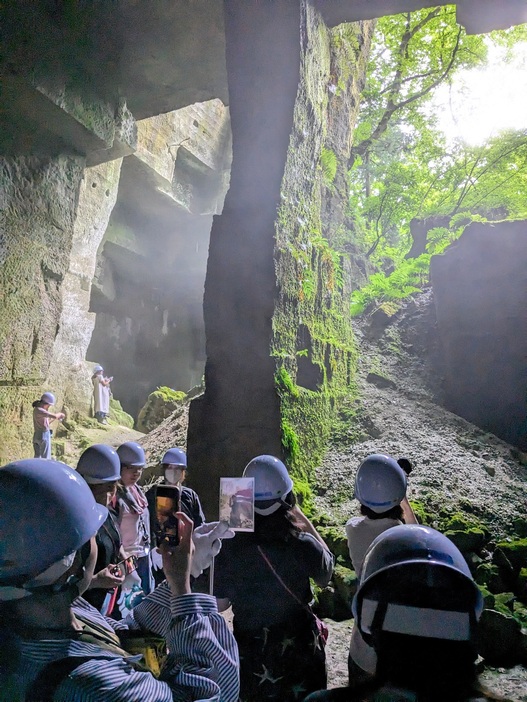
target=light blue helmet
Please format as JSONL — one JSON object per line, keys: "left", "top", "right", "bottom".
{"left": 117, "top": 441, "right": 145, "bottom": 467}
{"left": 0, "top": 459, "right": 107, "bottom": 584}
{"left": 243, "top": 455, "right": 293, "bottom": 515}
{"left": 40, "top": 392, "right": 56, "bottom": 405}
{"left": 92, "top": 364, "right": 103, "bottom": 373}
{"left": 355, "top": 453, "right": 407, "bottom": 513}
{"left": 77, "top": 444, "right": 121, "bottom": 483}
{"left": 352, "top": 525, "right": 484, "bottom": 644}
{"left": 162, "top": 447, "right": 187, "bottom": 467}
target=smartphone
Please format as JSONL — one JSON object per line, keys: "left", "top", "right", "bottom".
{"left": 115, "top": 555, "right": 138, "bottom": 577}
{"left": 155, "top": 485, "right": 181, "bottom": 547}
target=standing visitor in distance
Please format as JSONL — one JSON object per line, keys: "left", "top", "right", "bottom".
{"left": 92, "top": 364, "right": 112, "bottom": 424}
{"left": 31, "top": 391, "right": 65, "bottom": 459}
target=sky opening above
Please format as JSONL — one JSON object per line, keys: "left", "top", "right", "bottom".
{"left": 433, "top": 39, "right": 527, "bottom": 145}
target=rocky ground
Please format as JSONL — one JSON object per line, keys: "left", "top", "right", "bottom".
{"left": 315, "top": 290, "right": 527, "bottom": 539}
{"left": 314, "top": 290, "right": 527, "bottom": 699}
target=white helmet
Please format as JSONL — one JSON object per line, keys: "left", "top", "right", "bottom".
{"left": 40, "top": 392, "right": 56, "bottom": 405}
{"left": 243, "top": 455, "right": 293, "bottom": 515}
{"left": 354, "top": 453, "right": 407, "bottom": 513}
{"left": 352, "top": 525, "right": 483, "bottom": 645}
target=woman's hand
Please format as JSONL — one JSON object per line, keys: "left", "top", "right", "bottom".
{"left": 89, "top": 565, "right": 125, "bottom": 590}
{"left": 160, "top": 512, "right": 194, "bottom": 597}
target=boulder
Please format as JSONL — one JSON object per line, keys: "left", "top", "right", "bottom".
{"left": 332, "top": 564, "right": 359, "bottom": 610}
{"left": 137, "top": 387, "right": 186, "bottom": 433}
{"left": 495, "top": 539, "right": 527, "bottom": 573}
{"left": 318, "top": 526, "right": 351, "bottom": 563}
{"left": 475, "top": 563, "right": 509, "bottom": 595}
{"left": 109, "top": 398, "right": 134, "bottom": 429}
{"left": 316, "top": 585, "right": 352, "bottom": 622}
{"left": 365, "top": 372, "right": 396, "bottom": 390}
{"left": 443, "top": 528, "right": 487, "bottom": 554}
{"left": 478, "top": 609, "right": 522, "bottom": 666}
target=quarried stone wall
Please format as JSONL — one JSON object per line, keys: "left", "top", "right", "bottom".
{"left": 0, "top": 155, "right": 84, "bottom": 460}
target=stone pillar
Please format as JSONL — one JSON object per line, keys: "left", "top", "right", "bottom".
{"left": 188, "top": 0, "right": 303, "bottom": 516}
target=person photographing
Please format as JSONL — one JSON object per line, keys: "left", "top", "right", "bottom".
{"left": 0, "top": 459, "right": 239, "bottom": 702}
{"left": 31, "top": 391, "right": 65, "bottom": 459}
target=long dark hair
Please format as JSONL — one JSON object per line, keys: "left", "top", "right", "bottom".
{"left": 360, "top": 503, "right": 404, "bottom": 521}
{"left": 251, "top": 491, "right": 302, "bottom": 543}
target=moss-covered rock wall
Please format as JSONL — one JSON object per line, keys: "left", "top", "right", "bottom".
{"left": 272, "top": 5, "right": 374, "bottom": 506}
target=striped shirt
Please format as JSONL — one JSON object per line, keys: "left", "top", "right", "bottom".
{"left": 1, "top": 584, "right": 239, "bottom": 701}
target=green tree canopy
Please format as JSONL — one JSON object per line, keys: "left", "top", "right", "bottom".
{"left": 347, "top": 6, "right": 527, "bottom": 314}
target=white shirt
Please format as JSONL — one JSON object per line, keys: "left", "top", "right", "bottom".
{"left": 346, "top": 515, "right": 402, "bottom": 673}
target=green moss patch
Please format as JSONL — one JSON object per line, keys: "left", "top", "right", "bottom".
{"left": 137, "top": 387, "right": 186, "bottom": 433}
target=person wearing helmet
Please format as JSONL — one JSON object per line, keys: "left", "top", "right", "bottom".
{"left": 146, "top": 448, "right": 205, "bottom": 587}
{"left": 0, "top": 459, "right": 239, "bottom": 702}
{"left": 91, "top": 364, "right": 113, "bottom": 424}
{"left": 345, "top": 454, "right": 418, "bottom": 687}
{"left": 77, "top": 444, "right": 126, "bottom": 612}
{"left": 304, "top": 525, "right": 498, "bottom": 702}
{"left": 214, "top": 454, "right": 334, "bottom": 702}
{"left": 31, "top": 391, "right": 65, "bottom": 459}
{"left": 147, "top": 447, "right": 205, "bottom": 532}
{"left": 115, "top": 441, "right": 153, "bottom": 599}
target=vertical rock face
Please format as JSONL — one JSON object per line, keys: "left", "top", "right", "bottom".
{"left": 188, "top": 0, "right": 303, "bottom": 514}
{"left": 0, "top": 155, "right": 85, "bottom": 459}
{"left": 431, "top": 221, "right": 527, "bottom": 450}
{"left": 271, "top": 9, "right": 373, "bottom": 502}
{"left": 46, "top": 159, "right": 123, "bottom": 414}
{"left": 188, "top": 0, "right": 373, "bottom": 515}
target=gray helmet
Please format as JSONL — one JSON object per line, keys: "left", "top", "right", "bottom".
{"left": 162, "top": 447, "right": 187, "bottom": 467}
{"left": 0, "top": 459, "right": 107, "bottom": 585}
{"left": 117, "top": 441, "right": 145, "bottom": 467}
{"left": 40, "top": 391, "right": 56, "bottom": 405}
{"left": 77, "top": 444, "right": 121, "bottom": 484}
{"left": 355, "top": 454, "right": 407, "bottom": 513}
{"left": 243, "top": 455, "right": 293, "bottom": 515}
{"left": 352, "top": 525, "right": 483, "bottom": 645}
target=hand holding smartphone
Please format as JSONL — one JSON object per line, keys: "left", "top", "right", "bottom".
{"left": 114, "top": 555, "right": 138, "bottom": 578}
{"left": 155, "top": 485, "right": 181, "bottom": 547}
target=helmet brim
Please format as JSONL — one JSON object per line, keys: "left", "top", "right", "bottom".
{"left": 355, "top": 559, "right": 483, "bottom": 618}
